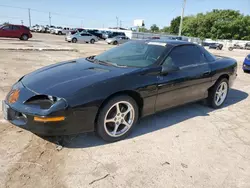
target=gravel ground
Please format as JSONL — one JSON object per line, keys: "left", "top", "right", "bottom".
{"left": 0, "top": 33, "right": 250, "bottom": 188}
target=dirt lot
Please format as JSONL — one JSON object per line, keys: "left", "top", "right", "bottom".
{"left": 0, "top": 33, "right": 250, "bottom": 188}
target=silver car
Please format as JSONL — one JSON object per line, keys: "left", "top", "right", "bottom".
{"left": 106, "top": 36, "right": 130, "bottom": 45}
{"left": 66, "top": 32, "right": 98, "bottom": 44}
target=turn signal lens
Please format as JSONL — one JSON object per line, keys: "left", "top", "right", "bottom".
{"left": 34, "top": 116, "right": 65, "bottom": 122}
{"left": 8, "top": 89, "right": 20, "bottom": 104}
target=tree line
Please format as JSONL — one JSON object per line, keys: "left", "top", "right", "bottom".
{"left": 143, "top": 9, "right": 250, "bottom": 40}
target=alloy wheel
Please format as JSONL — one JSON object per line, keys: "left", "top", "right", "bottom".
{"left": 104, "top": 101, "right": 135, "bottom": 137}
{"left": 214, "top": 81, "right": 228, "bottom": 106}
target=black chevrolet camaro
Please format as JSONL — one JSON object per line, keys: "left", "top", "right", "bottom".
{"left": 3, "top": 40, "right": 237, "bottom": 142}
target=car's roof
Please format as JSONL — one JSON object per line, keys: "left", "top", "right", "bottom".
{"left": 137, "top": 39, "right": 194, "bottom": 46}
{"left": 5, "top": 24, "right": 25, "bottom": 27}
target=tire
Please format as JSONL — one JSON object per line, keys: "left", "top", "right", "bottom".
{"left": 207, "top": 78, "right": 229, "bottom": 109}
{"left": 228, "top": 47, "right": 233, "bottom": 51}
{"left": 216, "top": 47, "right": 220, "bottom": 50}
{"left": 90, "top": 39, "right": 95, "bottom": 44}
{"left": 96, "top": 95, "right": 139, "bottom": 142}
{"left": 58, "top": 31, "right": 62, "bottom": 35}
{"left": 20, "top": 34, "right": 28, "bottom": 41}
{"left": 113, "top": 41, "right": 118, "bottom": 45}
{"left": 72, "top": 38, "right": 77, "bottom": 43}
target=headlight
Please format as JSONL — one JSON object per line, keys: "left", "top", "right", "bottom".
{"left": 25, "top": 95, "right": 67, "bottom": 110}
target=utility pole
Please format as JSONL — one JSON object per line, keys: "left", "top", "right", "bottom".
{"left": 178, "top": 0, "right": 186, "bottom": 36}
{"left": 120, "top": 20, "right": 122, "bottom": 28}
{"left": 49, "top": 12, "right": 51, "bottom": 26}
{"left": 116, "top": 16, "right": 119, "bottom": 29}
{"left": 21, "top": 20, "right": 23, "bottom": 25}
{"left": 28, "top": 8, "right": 31, "bottom": 27}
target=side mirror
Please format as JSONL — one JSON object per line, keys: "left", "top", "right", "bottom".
{"left": 161, "top": 64, "right": 180, "bottom": 74}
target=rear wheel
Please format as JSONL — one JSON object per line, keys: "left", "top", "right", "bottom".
{"left": 96, "top": 95, "right": 139, "bottom": 142}
{"left": 90, "top": 39, "right": 95, "bottom": 44}
{"left": 72, "top": 38, "right": 77, "bottom": 43}
{"left": 228, "top": 47, "right": 233, "bottom": 51}
{"left": 58, "top": 31, "right": 62, "bottom": 35}
{"left": 207, "top": 78, "right": 229, "bottom": 109}
{"left": 20, "top": 34, "right": 28, "bottom": 41}
{"left": 113, "top": 41, "right": 118, "bottom": 45}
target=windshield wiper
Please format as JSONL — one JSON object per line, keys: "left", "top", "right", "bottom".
{"left": 86, "top": 56, "right": 95, "bottom": 62}
{"left": 86, "top": 57, "right": 127, "bottom": 67}
{"left": 94, "top": 59, "right": 127, "bottom": 67}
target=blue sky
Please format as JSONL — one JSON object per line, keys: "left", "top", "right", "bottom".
{"left": 0, "top": 0, "right": 249, "bottom": 28}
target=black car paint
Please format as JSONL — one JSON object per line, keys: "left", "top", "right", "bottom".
{"left": 4, "top": 41, "right": 237, "bottom": 135}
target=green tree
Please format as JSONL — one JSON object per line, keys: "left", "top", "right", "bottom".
{"left": 169, "top": 9, "right": 250, "bottom": 40}
{"left": 139, "top": 27, "right": 148, "bottom": 32}
{"left": 150, "top": 24, "right": 159, "bottom": 32}
{"left": 161, "top": 26, "right": 170, "bottom": 33}
{"left": 169, "top": 16, "right": 180, "bottom": 34}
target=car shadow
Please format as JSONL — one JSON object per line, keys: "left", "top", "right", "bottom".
{"left": 42, "top": 88, "right": 248, "bottom": 148}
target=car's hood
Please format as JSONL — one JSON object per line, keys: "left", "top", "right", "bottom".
{"left": 244, "top": 58, "right": 250, "bottom": 65}
{"left": 21, "top": 58, "right": 137, "bottom": 98}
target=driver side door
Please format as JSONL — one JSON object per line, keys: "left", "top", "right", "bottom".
{"left": 155, "top": 44, "right": 211, "bottom": 112}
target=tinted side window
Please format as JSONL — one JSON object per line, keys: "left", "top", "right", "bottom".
{"left": 81, "top": 33, "right": 89, "bottom": 36}
{"left": 166, "top": 45, "right": 206, "bottom": 67}
{"left": 2, "top": 25, "right": 12, "bottom": 30}
{"left": 13, "top": 26, "right": 20, "bottom": 30}
{"left": 198, "top": 46, "right": 216, "bottom": 62}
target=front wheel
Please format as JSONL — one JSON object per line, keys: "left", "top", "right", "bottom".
{"left": 113, "top": 41, "right": 118, "bottom": 45}
{"left": 228, "top": 47, "right": 233, "bottom": 51}
{"left": 207, "top": 78, "right": 229, "bottom": 109}
{"left": 96, "top": 95, "right": 139, "bottom": 142}
{"left": 72, "top": 38, "right": 77, "bottom": 43}
{"left": 90, "top": 39, "right": 95, "bottom": 44}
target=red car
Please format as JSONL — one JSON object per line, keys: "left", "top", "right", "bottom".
{"left": 0, "top": 24, "right": 32, "bottom": 40}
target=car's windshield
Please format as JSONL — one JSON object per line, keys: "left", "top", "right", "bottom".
{"left": 247, "top": 54, "right": 250, "bottom": 59}
{"left": 93, "top": 41, "right": 166, "bottom": 67}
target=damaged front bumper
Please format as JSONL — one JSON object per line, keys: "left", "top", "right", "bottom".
{"left": 2, "top": 81, "right": 89, "bottom": 136}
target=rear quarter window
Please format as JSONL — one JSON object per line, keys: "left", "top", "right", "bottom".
{"left": 22, "top": 26, "right": 30, "bottom": 32}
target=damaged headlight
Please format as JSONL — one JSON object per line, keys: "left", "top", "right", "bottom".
{"left": 25, "top": 95, "right": 67, "bottom": 110}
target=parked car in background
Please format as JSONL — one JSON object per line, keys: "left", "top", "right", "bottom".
{"left": 47, "top": 25, "right": 56, "bottom": 33}
{"left": 103, "top": 31, "right": 125, "bottom": 39}
{"left": 228, "top": 43, "right": 244, "bottom": 51}
{"left": 66, "top": 32, "right": 98, "bottom": 43}
{"left": 106, "top": 35, "right": 130, "bottom": 45}
{"left": 0, "top": 24, "right": 32, "bottom": 40}
{"left": 53, "top": 27, "right": 70, "bottom": 35}
{"left": 3, "top": 40, "right": 237, "bottom": 142}
{"left": 201, "top": 42, "right": 212, "bottom": 47}
{"left": 67, "top": 28, "right": 85, "bottom": 35}
{"left": 37, "top": 25, "right": 46, "bottom": 33}
{"left": 209, "top": 43, "right": 223, "bottom": 50}
{"left": 243, "top": 54, "right": 250, "bottom": 73}
{"left": 30, "top": 25, "right": 39, "bottom": 32}
{"left": 244, "top": 42, "right": 250, "bottom": 50}
{"left": 86, "top": 29, "right": 104, "bottom": 39}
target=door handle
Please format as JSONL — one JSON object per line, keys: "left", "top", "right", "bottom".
{"left": 203, "top": 71, "right": 210, "bottom": 76}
